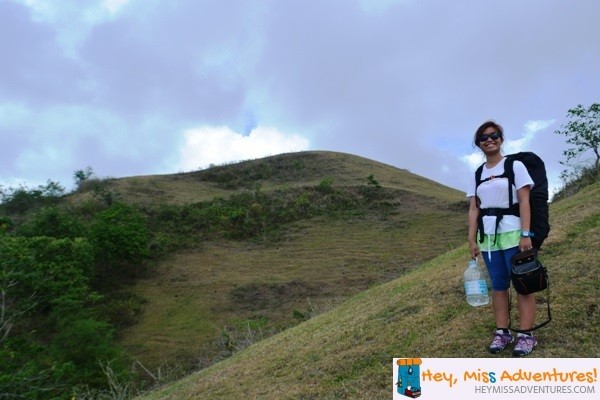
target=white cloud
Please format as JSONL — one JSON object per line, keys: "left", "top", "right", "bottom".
{"left": 12, "top": 0, "right": 133, "bottom": 58}
{"left": 103, "top": 0, "right": 130, "bottom": 15}
{"left": 505, "top": 119, "right": 556, "bottom": 154}
{"left": 461, "top": 152, "right": 484, "bottom": 171}
{"left": 17, "top": 0, "right": 56, "bottom": 20}
{"left": 15, "top": 0, "right": 131, "bottom": 21}
{"left": 356, "top": 0, "right": 411, "bottom": 13}
{"left": 524, "top": 119, "right": 556, "bottom": 135}
{"left": 177, "top": 126, "right": 310, "bottom": 171}
{"left": 0, "top": 102, "right": 32, "bottom": 125}
{"left": 504, "top": 138, "right": 528, "bottom": 155}
{"left": 16, "top": 146, "right": 71, "bottom": 174}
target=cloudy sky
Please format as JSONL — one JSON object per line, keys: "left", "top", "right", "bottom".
{"left": 1, "top": 0, "right": 599, "bottom": 197}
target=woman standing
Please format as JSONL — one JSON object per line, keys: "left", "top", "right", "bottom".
{"left": 467, "top": 120, "right": 538, "bottom": 357}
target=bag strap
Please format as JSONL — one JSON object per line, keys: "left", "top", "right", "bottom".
{"left": 503, "top": 156, "right": 516, "bottom": 208}
{"left": 474, "top": 159, "right": 518, "bottom": 244}
{"left": 508, "top": 273, "right": 552, "bottom": 333}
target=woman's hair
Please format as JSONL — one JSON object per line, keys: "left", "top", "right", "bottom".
{"left": 473, "top": 120, "right": 503, "bottom": 147}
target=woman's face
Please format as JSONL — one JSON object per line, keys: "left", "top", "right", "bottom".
{"left": 478, "top": 126, "right": 503, "bottom": 154}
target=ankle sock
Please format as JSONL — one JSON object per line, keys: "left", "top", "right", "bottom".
{"left": 496, "top": 328, "right": 510, "bottom": 334}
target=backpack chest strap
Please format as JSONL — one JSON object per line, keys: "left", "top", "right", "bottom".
{"left": 478, "top": 204, "right": 520, "bottom": 244}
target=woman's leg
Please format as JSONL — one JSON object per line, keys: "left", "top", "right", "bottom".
{"left": 517, "top": 293, "right": 536, "bottom": 330}
{"left": 514, "top": 293, "right": 538, "bottom": 356}
{"left": 482, "top": 249, "right": 514, "bottom": 353}
{"left": 492, "top": 290, "right": 509, "bottom": 328}
{"left": 500, "top": 247, "right": 536, "bottom": 330}
{"left": 482, "top": 250, "right": 511, "bottom": 328}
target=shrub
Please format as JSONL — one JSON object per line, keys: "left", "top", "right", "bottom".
{"left": 0, "top": 181, "right": 64, "bottom": 215}
{"left": 50, "top": 318, "right": 127, "bottom": 388}
{"left": 0, "top": 216, "right": 12, "bottom": 234}
{"left": 89, "top": 202, "right": 150, "bottom": 272}
{"left": 552, "top": 164, "right": 600, "bottom": 201}
{"left": 317, "top": 177, "right": 334, "bottom": 193}
{"left": 1, "top": 236, "right": 95, "bottom": 316}
{"left": 17, "top": 206, "right": 86, "bottom": 239}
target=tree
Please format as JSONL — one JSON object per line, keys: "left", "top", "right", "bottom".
{"left": 73, "top": 166, "right": 94, "bottom": 188}
{"left": 555, "top": 103, "right": 600, "bottom": 170}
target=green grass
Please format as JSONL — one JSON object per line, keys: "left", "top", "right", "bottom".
{"left": 133, "top": 182, "right": 600, "bottom": 399}
{"left": 120, "top": 211, "right": 466, "bottom": 370}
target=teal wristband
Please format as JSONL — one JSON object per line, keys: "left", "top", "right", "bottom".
{"left": 521, "top": 230, "right": 535, "bottom": 237}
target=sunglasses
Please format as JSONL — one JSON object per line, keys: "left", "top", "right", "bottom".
{"left": 479, "top": 131, "right": 502, "bottom": 142}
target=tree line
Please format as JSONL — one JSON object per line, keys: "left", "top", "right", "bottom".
{"left": 1, "top": 178, "right": 150, "bottom": 398}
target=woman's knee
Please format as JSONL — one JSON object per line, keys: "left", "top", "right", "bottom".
{"left": 491, "top": 279, "right": 510, "bottom": 291}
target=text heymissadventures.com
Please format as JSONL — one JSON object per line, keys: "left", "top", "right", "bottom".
{"left": 474, "top": 385, "right": 596, "bottom": 395}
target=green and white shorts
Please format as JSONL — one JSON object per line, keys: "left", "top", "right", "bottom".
{"left": 478, "top": 230, "right": 521, "bottom": 252}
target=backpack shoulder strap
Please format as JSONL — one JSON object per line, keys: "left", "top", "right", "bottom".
{"left": 504, "top": 155, "right": 517, "bottom": 207}
{"left": 475, "top": 163, "right": 484, "bottom": 189}
{"left": 474, "top": 163, "right": 485, "bottom": 243}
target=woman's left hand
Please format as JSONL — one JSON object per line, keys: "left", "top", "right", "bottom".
{"left": 519, "top": 236, "right": 533, "bottom": 252}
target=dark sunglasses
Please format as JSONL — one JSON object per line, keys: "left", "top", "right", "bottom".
{"left": 479, "top": 131, "right": 502, "bottom": 142}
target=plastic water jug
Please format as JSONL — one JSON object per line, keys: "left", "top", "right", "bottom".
{"left": 464, "top": 259, "right": 489, "bottom": 307}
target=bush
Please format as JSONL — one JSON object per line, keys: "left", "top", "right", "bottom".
{"left": 0, "top": 181, "right": 64, "bottom": 215}
{"left": 90, "top": 202, "right": 150, "bottom": 272}
{"left": 17, "top": 206, "right": 86, "bottom": 239}
{"left": 553, "top": 164, "right": 600, "bottom": 201}
{"left": 50, "top": 318, "right": 127, "bottom": 387}
{"left": 100, "top": 292, "right": 147, "bottom": 329}
{"left": 0, "top": 340, "right": 72, "bottom": 399}
{"left": 317, "top": 177, "right": 334, "bottom": 193}
{"left": 1, "top": 236, "right": 95, "bottom": 315}
{"left": 0, "top": 216, "right": 12, "bottom": 234}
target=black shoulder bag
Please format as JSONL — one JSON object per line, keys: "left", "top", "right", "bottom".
{"left": 508, "top": 249, "right": 552, "bottom": 332}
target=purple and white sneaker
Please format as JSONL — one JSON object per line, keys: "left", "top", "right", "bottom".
{"left": 489, "top": 330, "right": 513, "bottom": 354}
{"left": 512, "top": 333, "right": 537, "bottom": 357}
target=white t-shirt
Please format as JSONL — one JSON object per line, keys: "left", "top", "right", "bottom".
{"left": 466, "top": 158, "right": 534, "bottom": 234}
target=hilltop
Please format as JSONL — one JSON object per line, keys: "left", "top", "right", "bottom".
{"left": 79, "top": 151, "right": 463, "bottom": 205}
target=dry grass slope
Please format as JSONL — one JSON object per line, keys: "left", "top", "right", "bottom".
{"left": 116, "top": 152, "right": 468, "bottom": 372}
{"left": 135, "top": 182, "right": 599, "bottom": 400}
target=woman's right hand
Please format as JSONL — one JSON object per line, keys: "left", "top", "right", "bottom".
{"left": 469, "top": 242, "right": 480, "bottom": 259}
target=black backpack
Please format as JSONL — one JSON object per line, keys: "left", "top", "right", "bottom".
{"left": 475, "top": 152, "right": 550, "bottom": 248}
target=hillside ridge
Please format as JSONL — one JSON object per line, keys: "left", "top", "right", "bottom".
{"left": 92, "top": 151, "right": 464, "bottom": 205}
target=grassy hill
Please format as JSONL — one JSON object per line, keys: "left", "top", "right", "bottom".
{"left": 83, "top": 151, "right": 462, "bottom": 205}
{"left": 130, "top": 169, "right": 599, "bottom": 397}
{"left": 108, "top": 151, "right": 469, "bottom": 376}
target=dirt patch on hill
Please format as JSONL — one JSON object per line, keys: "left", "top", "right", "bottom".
{"left": 229, "top": 280, "right": 330, "bottom": 311}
